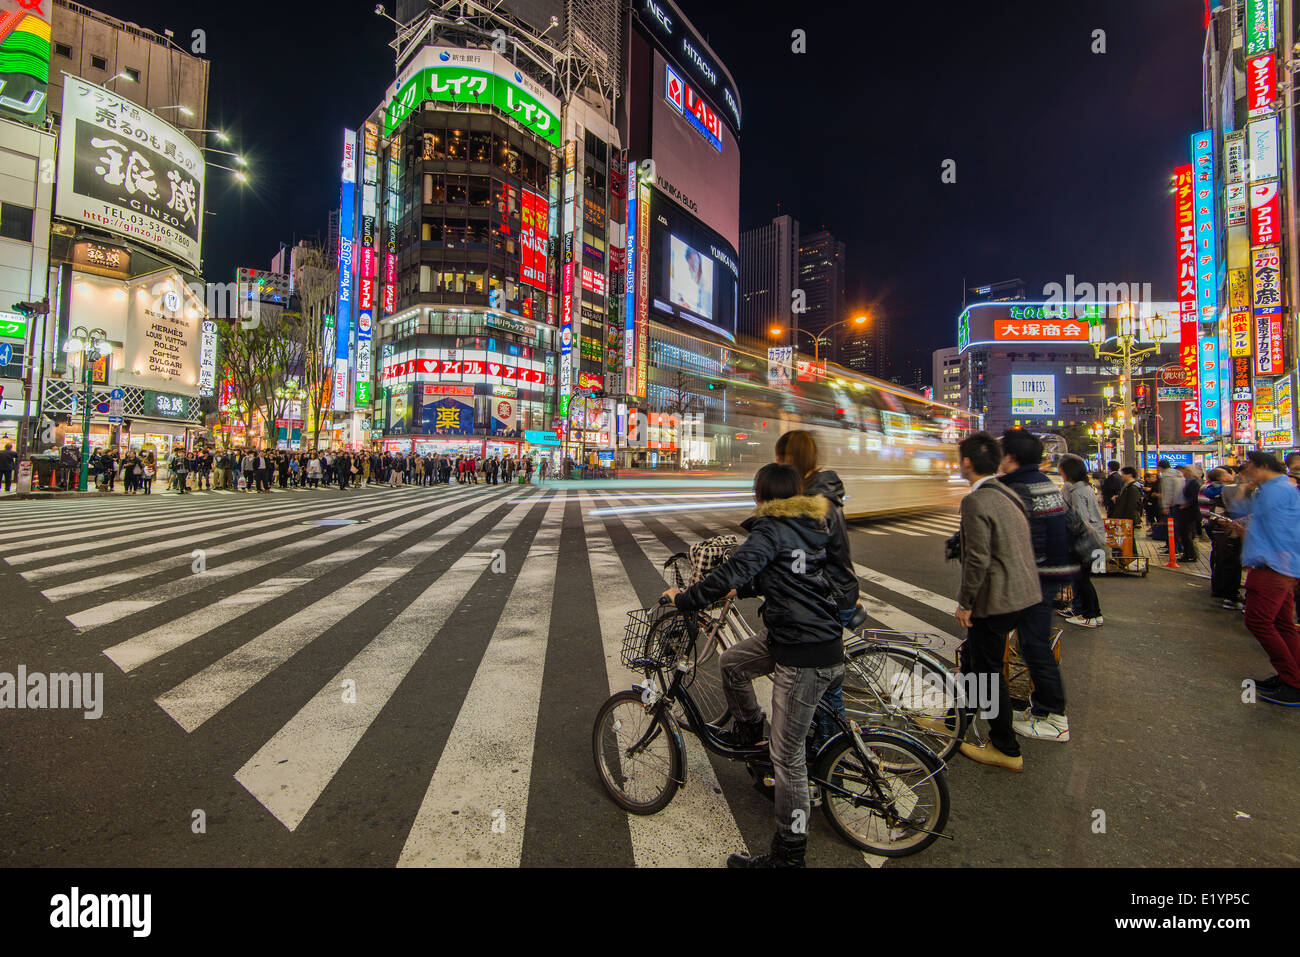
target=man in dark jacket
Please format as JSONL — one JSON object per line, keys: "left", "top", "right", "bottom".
{"left": 1113, "top": 466, "right": 1145, "bottom": 526}
{"left": 0, "top": 442, "right": 17, "bottom": 492}
{"left": 666, "top": 464, "right": 844, "bottom": 869}
{"left": 997, "top": 429, "right": 1075, "bottom": 742}
{"left": 1099, "top": 460, "right": 1124, "bottom": 517}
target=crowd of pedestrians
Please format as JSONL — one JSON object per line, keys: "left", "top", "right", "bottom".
{"left": 70, "top": 446, "right": 554, "bottom": 494}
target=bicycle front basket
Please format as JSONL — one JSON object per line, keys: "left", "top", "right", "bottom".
{"left": 621, "top": 607, "right": 694, "bottom": 671}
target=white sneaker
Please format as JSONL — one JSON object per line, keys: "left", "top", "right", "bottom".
{"left": 1064, "top": 615, "right": 1099, "bottom": 628}
{"left": 1013, "top": 711, "right": 1070, "bottom": 742}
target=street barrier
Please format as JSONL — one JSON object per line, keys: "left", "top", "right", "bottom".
{"left": 1165, "top": 516, "right": 1179, "bottom": 568}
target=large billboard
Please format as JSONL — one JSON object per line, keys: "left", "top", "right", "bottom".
{"left": 651, "top": 51, "right": 740, "bottom": 252}
{"left": 1011, "top": 374, "right": 1055, "bottom": 417}
{"left": 383, "top": 46, "right": 561, "bottom": 145}
{"left": 645, "top": 185, "right": 737, "bottom": 342}
{"left": 56, "top": 78, "right": 205, "bottom": 272}
{"left": 0, "top": 0, "right": 50, "bottom": 126}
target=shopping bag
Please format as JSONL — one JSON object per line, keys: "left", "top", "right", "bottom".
{"left": 237, "top": 475, "right": 247, "bottom": 490}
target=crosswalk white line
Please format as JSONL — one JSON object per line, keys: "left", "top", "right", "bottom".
{"left": 852, "top": 561, "right": 958, "bottom": 656}
{"left": 582, "top": 493, "right": 749, "bottom": 868}
{"left": 854, "top": 564, "right": 959, "bottom": 617}
{"left": 153, "top": 492, "right": 547, "bottom": 733}
{"left": 2, "top": 496, "right": 356, "bottom": 562}
{"left": 49, "top": 489, "right": 484, "bottom": 608}
{"left": 397, "top": 497, "right": 567, "bottom": 867}
{"left": 98, "top": 490, "right": 509, "bottom": 667}
{"left": 234, "top": 496, "right": 541, "bottom": 832}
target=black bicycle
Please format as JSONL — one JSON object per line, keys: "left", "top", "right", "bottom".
{"left": 592, "top": 598, "right": 951, "bottom": 857}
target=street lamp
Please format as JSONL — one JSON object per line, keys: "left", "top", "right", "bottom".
{"left": 769, "top": 314, "right": 867, "bottom": 362}
{"left": 1088, "top": 303, "right": 1167, "bottom": 469}
{"left": 105, "top": 71, "right": 135, "bottom": 88}
{"left": 63, "top": 325, "right": 109, "bottom": 491}
{"left": 203, "top": 147, "right": 247, "bottom": 166}
{"left": 154, "top": 105, "right": 195, "bottom": 117}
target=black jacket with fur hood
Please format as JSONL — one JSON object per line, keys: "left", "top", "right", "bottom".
{"left": 674, "top": 495, "right": 844, "bottom": 667}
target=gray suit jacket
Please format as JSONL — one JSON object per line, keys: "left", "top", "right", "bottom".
{"left": 957, "top": 478, "right": 1043, "bottom": 619}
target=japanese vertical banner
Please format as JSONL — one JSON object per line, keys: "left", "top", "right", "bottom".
{"left": 1174, "top": 164, "right": 1200, "bottom": 436}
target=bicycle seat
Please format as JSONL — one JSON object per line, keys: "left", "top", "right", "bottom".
{"left": 847, "top": 603, "right": 869, "bottom": 630}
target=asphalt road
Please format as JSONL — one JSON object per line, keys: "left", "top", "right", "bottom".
{"left": 0, "top": 480, "right": 1296, "bottom": 867}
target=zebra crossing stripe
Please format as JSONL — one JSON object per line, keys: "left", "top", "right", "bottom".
{"left": 2, "top": 496, "right": 356, "bottom": 563}
{"left": 854, "top": 564, "right": 959, "bottom": 617}
{"left": 234, "top": 496, "right": 542, "bottom": 832}
{"left": 99, "top": 489, "right": 514, "bottom": 669}
{"left": 852, "top": 561, "right": 958, "bottom": 655}
{"left": 48, "top": 489, "right": 484, "bottom": 607}
{"left": 153, "top": 491, "right": 539, "bottom": 732}
{"left": 581, "top": 493, "right": 749, "bottom": 868}
{"left": 397, "top": 497, "right": 567, "bottom": 867}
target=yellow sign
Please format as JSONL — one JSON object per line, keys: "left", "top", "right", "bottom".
{"left": 1229, "top": 312, "right": 1252, "bottom": 357}
{"left": 1228, "top": 269, "right": 1250, "bottom": 312}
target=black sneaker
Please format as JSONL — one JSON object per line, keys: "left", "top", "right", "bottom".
{"left": 714, "top": 717, "right": 767, "bottom": 749}
{"left": 1260, "top": 684, "right": 1300, "bottom": 707}
{"left": 1253, "top": 674, "right": 1283, "bottom": 691}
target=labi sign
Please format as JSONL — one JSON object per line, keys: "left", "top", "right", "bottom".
{"left": 385, "top": 55, "right": 560, "bottom": 146}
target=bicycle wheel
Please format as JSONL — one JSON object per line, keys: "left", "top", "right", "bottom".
{"left": 843, "top": 645, "right": 967, "bottom": 761}
{"left": 592, "top": 690, "right": 684, "bottom": 814}
{"left": 816, "top": 730, "right": 949, "bottom": 857}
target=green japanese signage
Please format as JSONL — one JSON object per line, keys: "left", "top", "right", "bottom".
{"left": 0, "top": 313, "right": 27, "bottom": 341}
{"left": 355, "top": 380, "right": 371, "bottom": 405}
{"left": 957, "top": 311, "right": 970, "bottom": 353}
{"left": 385, "top": 65, "right": 560, "bottom": 146}
{"left": 1247, "top": 0, "right": 1275, "bottom": 56}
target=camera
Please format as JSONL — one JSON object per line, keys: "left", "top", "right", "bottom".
{"left": 944, "top": 531, "right": 961, "bottom": 561}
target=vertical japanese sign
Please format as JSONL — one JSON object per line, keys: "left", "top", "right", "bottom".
{"left": 635, "top": 172, "right": 651, "bottom": 399}
{"left": 1247, "top": 52, "right": 1276, "bottom": 117}
{"left": 624, "top": 165, "right": 638, "bottom": 382}
{"left": 1232, "top": 356, "right": 1254, "bottom": 442}
{"left": 1246, "top": 0, "right": 1275, "bottom": 57}
{"left": 334, "top": 128, "right": 356, "bottom": 413}
{"left": 1252, "top": 245, "right": 1283, "bottom": 377}
{"left": 1191, "top": 133, "right": 1219, "bottom": 434}
{"left": 1174, "top": 164, "right": 1200, "bottom": 436}
{"left": 355, "top": 122, "right": 379, "bottom": 405}
{"left": 0, "top": 0, "right": 51, "bottom": 126}
{"left": 1249, "top": 181, "right": 1280, "bottom": 245}
{"left": 1248, "top": 115, "right": 1279, "bottom": 181}
{"left": 1191, "top": 132, "right": 1218, "bottom": 322}
{"left": 559, "top": 140, "right": 577, "bottom": 417}
{"left": 198, "top": 320, "right": 217, "bottom": 397}
{"left": 383, "top": 133, "right": 400, "bottom": 322}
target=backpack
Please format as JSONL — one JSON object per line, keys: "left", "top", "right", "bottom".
{"left": 689, "top": 535, "right": 739, "bottom": 583}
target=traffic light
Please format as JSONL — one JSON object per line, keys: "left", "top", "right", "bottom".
{"left": 707, "top": 381, "right": 719, "bottom": 391}
{"left": 11, "top": 298, "right": 49, "bottom": 318}
{"left": 1135, "top": 383, "right": 1148, "bottom": 410}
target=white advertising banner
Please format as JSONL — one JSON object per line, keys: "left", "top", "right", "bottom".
{"left": 56, "top": 77, "right": 205, "bottom": 271}
{"left": 1248, "top": 115, "right": 1279, "bottom": 182}
{"left": 1011, "top": 374, "right": 1056, "bottom": 416}
{"left": 767, "top": 346, "right": 792, "bottom": 387}
{"left": 124, "top": 276, "right": 202, "bottom": 393}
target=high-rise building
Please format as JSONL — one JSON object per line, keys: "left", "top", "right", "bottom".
{"left": 739, "top": 214, "right": 799, "bottom": 345}
{"left": 837, "top": 314, "right": 887, "bottom": 378}
{"left": 798, "top": 229, "right": 845, "bottom": 339}
{"left": 365, "top": 0, "right": 740, "bottom": 467}
{"left": 932, "top": 346, "right": 964, "bottom": 408}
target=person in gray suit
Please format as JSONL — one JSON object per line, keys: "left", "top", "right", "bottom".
{"left": 953, "top": 432, "right": 1043, "bottom": 773}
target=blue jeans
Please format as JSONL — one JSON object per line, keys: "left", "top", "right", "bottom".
{"left": 720, "top": 635, "right": 844, "bottom": 838}
{"left": 810, "top": 608, "right": 855, "bottom": 749}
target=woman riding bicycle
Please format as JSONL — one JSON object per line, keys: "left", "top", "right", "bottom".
{"left": 662, "top": 462, "right": 844, "bottom": 868}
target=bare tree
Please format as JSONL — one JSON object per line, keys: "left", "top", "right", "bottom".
{"left": 288, "top": 244, "right": 337, "bottom": 451}
{"left": 656, "top": 365, "right": 699, "bottom": 469}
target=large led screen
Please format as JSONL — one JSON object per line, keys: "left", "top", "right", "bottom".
{"left": 648, "top": 187, "right": 737, "bottom": 342}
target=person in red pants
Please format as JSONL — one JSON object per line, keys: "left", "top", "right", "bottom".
{"left": 1226, "top": 451, "right": 1300, "bottom": 706}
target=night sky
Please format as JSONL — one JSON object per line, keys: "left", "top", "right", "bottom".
{"left": 91, "top": 0, "right": 1206, "bottom": 377}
